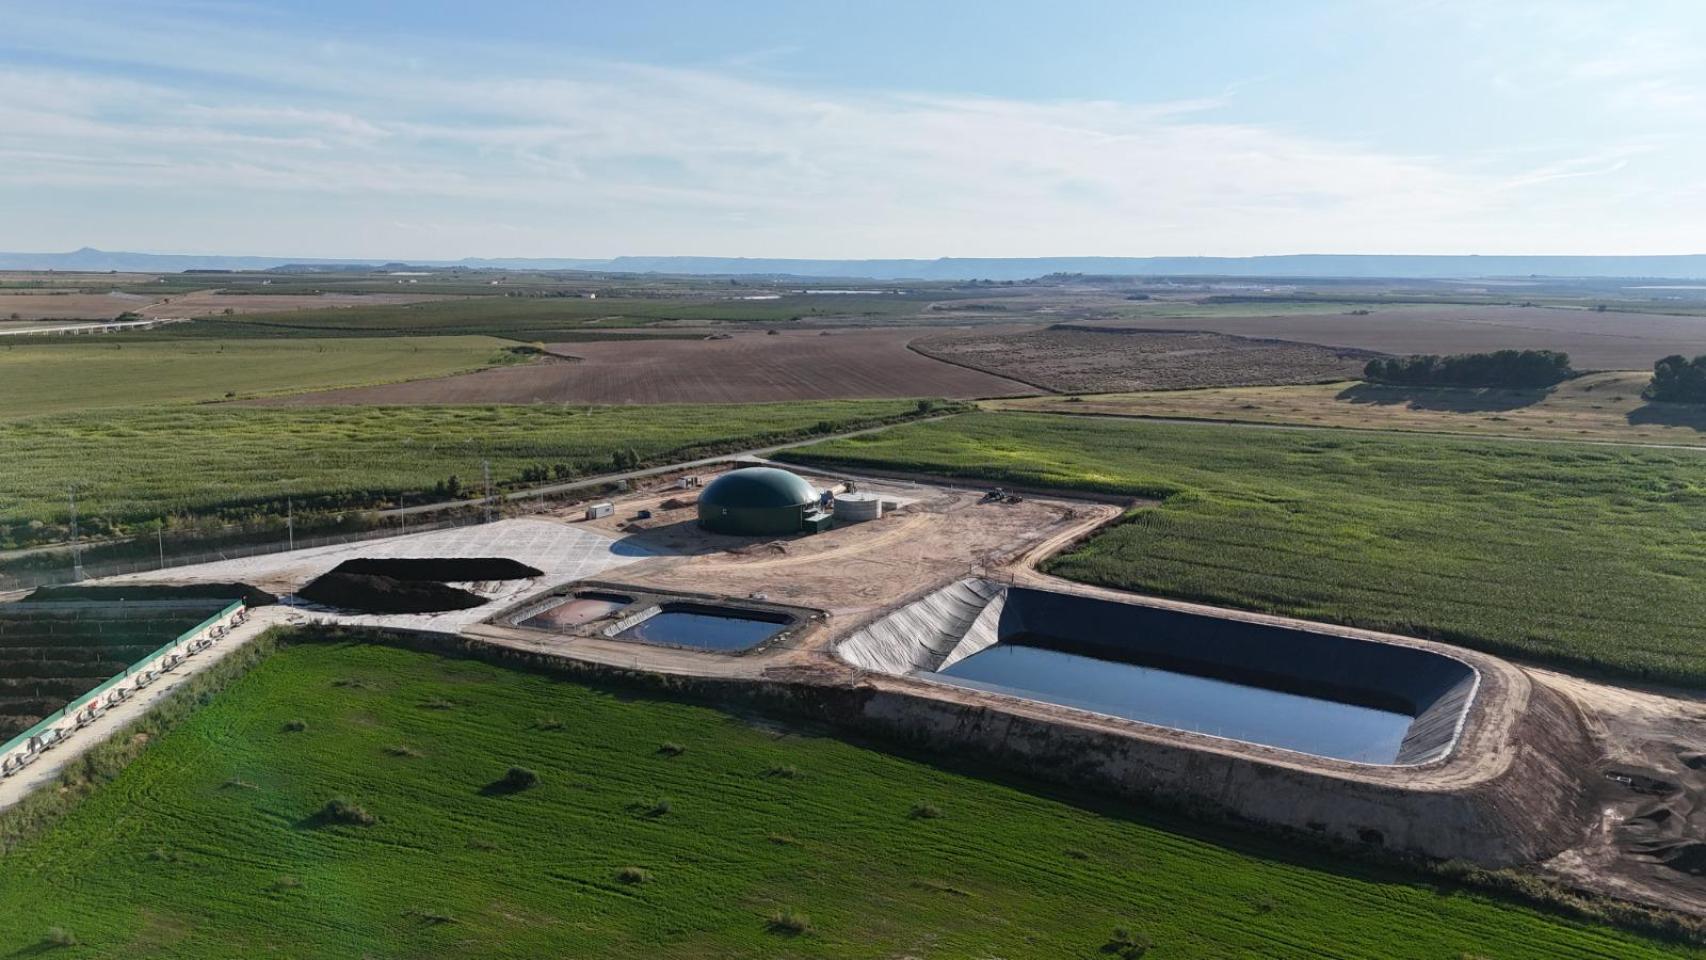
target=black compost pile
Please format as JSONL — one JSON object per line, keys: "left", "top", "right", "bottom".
{"left": 296, "top": 573, "right": 486, "bottom": 615}
{"left": 26, "top": 582, "right": 278, "bottom": 607}
{"left": 329, "top": 557, "right": 543, "bottom": 581}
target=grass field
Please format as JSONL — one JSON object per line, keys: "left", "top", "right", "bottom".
{"left": 781, "top": 412, "right": 1706, "bottom": 685}
{"left": 151, "top": 294, "right": 938, "bottom": 340}
{"left": 0, "top": 336, "right": 520, "bottom": 418}
{"left": 0, "top": 637, "right": 1686, "bottom": 958}
{"left": 0, "top": 399, "right": 924, "bottom": 533}
{"left": 989, "top": 371, "right": 1706, "bottom": 446}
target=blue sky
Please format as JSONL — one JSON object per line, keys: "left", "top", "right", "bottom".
{"left": 2, "top": 0, "right": 1703, "bottom": 259}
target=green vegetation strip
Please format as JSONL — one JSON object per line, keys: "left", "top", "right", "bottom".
{"left": 154, "top": 294, "right": 933, "bottom": 339}
{"left": 0, "top": 638, "right": 1686, "bottom": 958}
{"left": 0, "top": 400, "right": 925, "bottom": 532}
{"left": 0, "top": 336, "right": 521, "bottom": 418}
{"left": 781, "top": 412, "right": 1706, "bottom": 685}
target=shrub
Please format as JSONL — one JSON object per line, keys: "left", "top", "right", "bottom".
{"left": 909, "top": 801, "right": 942, "bottom": 820}
{"left": 657, "top": 742, "right": 686, "bottom": 757}
{"left": 384, "top": 745, "right": 423, "bottom": 758}
{"left": 766, "top": 908, "right": 812, "bottom": 935}
{"left": 635, "top": 798, "right": 671, "bottom": 818}
{"left": 762, "top": 764, "right": 799, "bottom": 779}
{"left": 1644, "top": 354, "right": 1706, "bottom": 404}
{"left": 616, "top": 866, "right": 651, "bottom": 885}
{"left": 1363, "top": 349, "right": 1573, "bottom": 389}
{"left": 315, "top": 797, "right": 375, "bottom": 827}
{"left": 533, "top": 717, "right": 564, "bottom": 731}
{"left": 1103, "top": 926, "right": 1152, "bottom": 958}
{"left": 497, "top": 766, "right": 539, "bottom": 791}
{"left": 281, "top": 719, "right": 308, "bottom": 732}
{"left": 45, "top": 927, "right": 77, "bottom": 947}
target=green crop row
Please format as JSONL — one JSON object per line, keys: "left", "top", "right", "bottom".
{"left": 0, "top": 638, "right": 1685, "bottom": 958}
{"left": 781, "top": 411, "right": 1706, "bottom": 685}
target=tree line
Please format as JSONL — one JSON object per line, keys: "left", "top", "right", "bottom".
{"left": 1363, "top": 349, "right": 1575, "bottom": 389}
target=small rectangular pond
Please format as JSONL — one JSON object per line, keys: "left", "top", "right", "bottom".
{"left": 937, "top": 640, "right": 1414, "bottom": 764}
{"left": 518, "top": 593, "right": 632, "bottom": 630}
{"left": 612, "top": 604, "right": 790, "bottom": 652}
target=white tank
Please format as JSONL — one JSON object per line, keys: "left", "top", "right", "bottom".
{"left": 834, "top": 492, "right": 884, "bottom": 522}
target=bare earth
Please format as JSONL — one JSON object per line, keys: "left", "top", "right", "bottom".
{"left": 0, "top": 290, "right": 155, "bottom": 320}
{"left": 991, "top": 371, "right": 1706, "bottom": 446}
{"left": 914, "top": 325, "right": 1373, "bottom": 392}
{"left": 255, "top": 328, "right": 1037, "bottom": 405}
{"left": 1079, "top": 305, "right": 1706, "bottom": 370}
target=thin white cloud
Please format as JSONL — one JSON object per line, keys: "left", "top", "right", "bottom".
{"left": 0, "top": 4, "right": 1701, "bottom": 257}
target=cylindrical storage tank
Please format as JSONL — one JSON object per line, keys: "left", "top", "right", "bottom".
{"left": 834, "top": 492, "right": 884, "bottom": 523}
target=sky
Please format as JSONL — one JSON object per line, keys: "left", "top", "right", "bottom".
{"left": 2, "top": 0, "right": 1704, "bottom": 260}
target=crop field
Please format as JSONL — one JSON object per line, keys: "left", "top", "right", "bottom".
{"left": 990, "top": 371, "right": 1706, "bottom": 446}
{"left": 138, "top": 290, "right": 452, "bottom": 317}
{"left": 0, "top": 291, "right": 156, "bottom": 321}
{"left": 1086, "top": 304, "right": 1706, "bottom": 370}
{"left": 913, "top": 326, "right": 1371, "bottom": 392}
{"left": 0, "top": 399, "right": 924, "bottom": 532}
{"left": 151, "top": 293, "right": 947, "bottom": 340}
{"left": 0, "top": 638, "right": 1685, "bottom": 958}
{"left": 0, "top": 606, "right": 219, "bottom": 738}
{"left": 782, "top": 412, "right": 1706, "bottom": 685}
{"left": 0, "top": 336, "right": 520, "bottom": 418}
{"left": 257, "top": 329, "right": 1036, "bottom": 406}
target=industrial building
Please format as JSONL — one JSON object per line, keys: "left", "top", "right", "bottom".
{"left": 696, "top": 466, "right": 828, "bottom": 535}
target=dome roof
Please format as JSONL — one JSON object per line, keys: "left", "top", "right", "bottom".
{"left": 699, "top": 467, "right": 817, "bottom": 510}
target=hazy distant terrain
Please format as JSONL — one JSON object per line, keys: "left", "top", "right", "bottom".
{"left": 8, "top": 247, "right": 1706, "bottom": 280}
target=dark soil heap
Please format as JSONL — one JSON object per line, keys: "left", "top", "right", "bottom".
{"left": 297, "top": 573, "right": 487, "bottom": 615}
{"left": 330, "top": 558, "right": 543, "bottom": 581}
{"left": 26, "top": 582, "right": 278, "bottom": 607}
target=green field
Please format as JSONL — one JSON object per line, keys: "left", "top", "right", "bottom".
{"left": 781, "top": 412, "right": 1706, "bottom": 685}
{"left": 0, "top": 637, "right": 1685, "bottom": 958}
{"left": 0, "top": 336, "right": 518, "bottom": 418}
{"left": 0, "top": 399, "right": 923, "bottom": 535}
{"left": 157, "top": 293, "right": 940, "bottom": 339}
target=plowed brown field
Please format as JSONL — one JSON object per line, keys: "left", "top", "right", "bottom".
{"left": 252, "top": 328, "right": 1037, "bottom": 405}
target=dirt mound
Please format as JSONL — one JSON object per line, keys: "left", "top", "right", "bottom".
{"left": 1636, "top": 840, "right": 1706, "bottom": 876}
{"left": 297, "top": 573, "right": 485, "bottom": 614}
{"left": 26, "top": 581, "right": 277, "bottom": 607}
{"left": 330, "top": 558, "right": 542, "bottom": 581}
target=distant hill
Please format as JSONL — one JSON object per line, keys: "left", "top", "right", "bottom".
{"left": 5, "top": 247, "right": 1706, "bottom": 281}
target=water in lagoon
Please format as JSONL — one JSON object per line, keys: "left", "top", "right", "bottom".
{"left": 521, "top": 597, "right": 627, "bottom": 630}
{"left": 935, "top": 644, "right": 1414, "bottom": 764}
{"left": 616, "top": 609, "right": 785, "bottom": 652}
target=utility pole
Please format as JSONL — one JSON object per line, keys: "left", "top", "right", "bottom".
{"left": 68, "top": 486, "right": 84, "bottom": 581}
{"left": 287, "top": 498, "right": 294, "bottom": 551}
{"left": 482, "top": 459, "right": 494, "bottom": 524}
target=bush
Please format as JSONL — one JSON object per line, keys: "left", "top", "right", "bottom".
{"left": 45, "top": 926, "right": 77, "bottom": 947}
{"left": 281, "top": 718, "right": 308, "bottom": 732}
{"left": 616, "top": 866, "right": 651, "bottom": 885}
{"left": 657, "top": 742, "right": 686, "bottom": 757}
{"left": 384, "top": 745, "right": 423, "bottom": 758}
{"left": 762, "top": 764, "right": 799, "bottom": 779}
{"left": 909, "top": 801, "right": 942, "bottom": 820}
{"left": 1103, "top": 926, "right": 1152, "bottom": 958}
{"left": 1644, "top": 354, "right": 1706, "bottom": 404}
{"left": 635, "top": 798, "right": 671, "bottom": 818}
{"left": 315, "top": 797, "right": 375, "bottom": 827}
{"left": 766, "top": 908, "right": 812, "bottom": 935}
{"left": 497, "top": 766, "right": 539, "bottom": 791}
{"left": 1363, "top": 349, "right": 1573, "bottom": 388}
